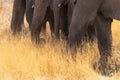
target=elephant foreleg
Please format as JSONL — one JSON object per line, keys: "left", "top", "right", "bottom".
{"left": 96, "top": 13, "right": 112, "bottom": 58}
{"left": 95, "top": 13, "right": 114, "bottom": 76}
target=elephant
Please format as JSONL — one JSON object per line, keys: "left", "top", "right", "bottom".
{"left": 26, "top": 0, "right": 95, "bottom": 43}
{"left": 11, "top": 0, "right": 54, "bottom": 38}
{"left": 11, "top": 0, "right": 72, "bottom": 43}
{"left": 67, "top": 0, "right": 120, "bottom": 76}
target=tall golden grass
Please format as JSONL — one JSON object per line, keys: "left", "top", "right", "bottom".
{"left": 0, "top": 1, "right": 120, "bottom": 80}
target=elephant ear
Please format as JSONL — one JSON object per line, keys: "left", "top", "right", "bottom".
{"left": 100, "top": 0, "right": 120, "bottom": 20}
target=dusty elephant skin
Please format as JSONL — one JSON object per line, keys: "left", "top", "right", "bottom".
{"left": 67, "top": 0, "right": 120, "bottom": 76}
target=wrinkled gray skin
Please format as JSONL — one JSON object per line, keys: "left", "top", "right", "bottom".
{"left": 68, "top": 0, "right": 120, "bottom": 76}
{"left": 11, "top": 0, "right": 54, "bottom": 37}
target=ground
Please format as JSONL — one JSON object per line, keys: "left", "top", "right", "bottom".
{"left": 0, "top": 1, "right": 120, "bottom": 80}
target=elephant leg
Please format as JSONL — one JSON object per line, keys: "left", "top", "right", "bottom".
{"left": 67, "top": 0, "right": 74, "bottom": 27}
{"left": 26, "top": 0, "right": 34, "bottom": 26}
{"left": 96, "top": 13, "right": 112, "bottom": 58}
{"left": 67, "top": 21, "right": 88, "bottom": 60}
{"left": 53, "top": 1, "right": 60, "bottom": 39}
{"left": 40, "top": 7, "right": 54, "bottom": 39}
{"left": 86, "top": 25, "right": 96, "bottom": 43}
{"left": 11, "top": 0, "right": 26, "bottom": 35}
{"left": 49, "top": 16, "right": 54, "bottom": 38}
{"left": 95, "top": 13, "right": 115, "bottom": 76}
{"left": 67, "top": 0, "right": 100, "bottom": 60}
{"left": 30, "top": 0, "right": 49, "bottom": 44}
{"left": 60, "top": 5, "right": 68, "bottom": 40}
{"left": 40, "top": 10, "right": 49, "bottom": 39}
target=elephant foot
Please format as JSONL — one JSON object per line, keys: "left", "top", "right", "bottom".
{"left": 93, "top": 56, "right": 117, "bottom": 77}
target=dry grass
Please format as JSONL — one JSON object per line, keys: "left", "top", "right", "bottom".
{"left": 0, "top": 1, "right": 120, "bottom": 80}
{"left": 0, "top": 5, "right": 2, "bottom": 10}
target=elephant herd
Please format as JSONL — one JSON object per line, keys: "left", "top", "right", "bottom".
{"left": 11, "top": 0, "right": 120, "bottom": 76}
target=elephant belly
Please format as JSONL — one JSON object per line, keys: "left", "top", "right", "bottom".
{"left": 101, "top": 0, "right": 120, "bottom": 20}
